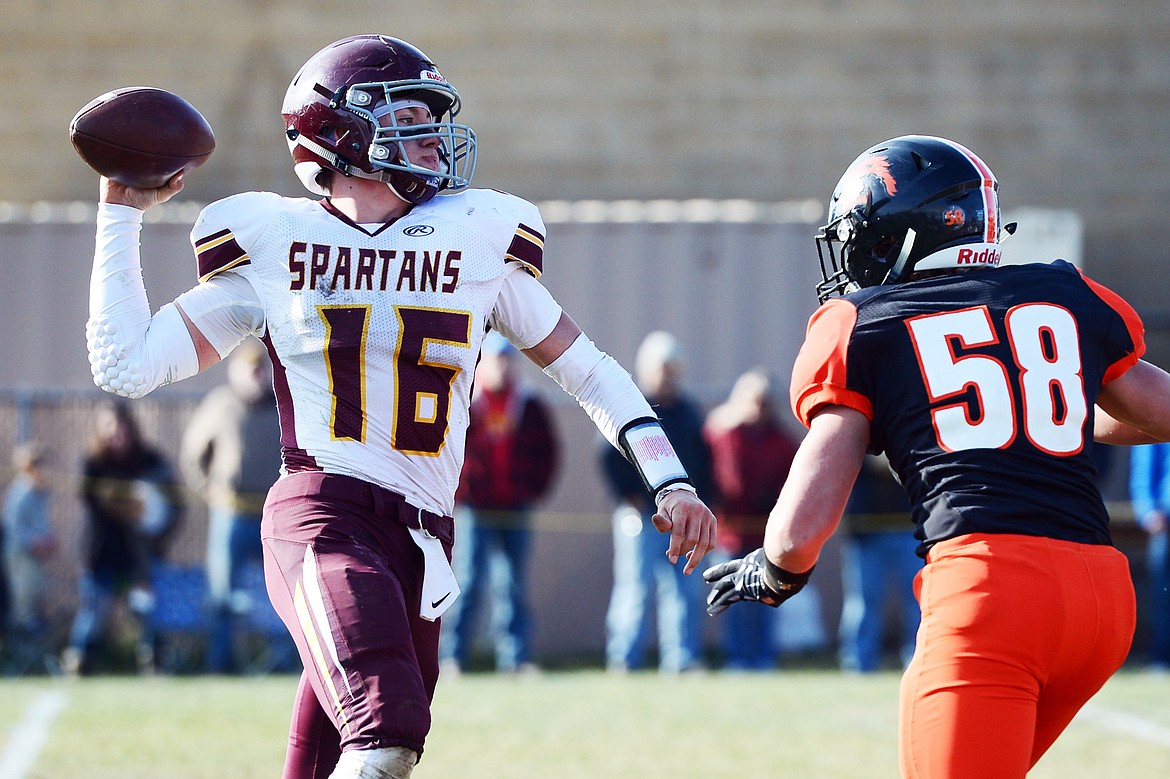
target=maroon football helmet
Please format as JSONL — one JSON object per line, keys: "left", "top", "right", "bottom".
{"left": 282, "top": 35, "right": 476, "bottom": 203}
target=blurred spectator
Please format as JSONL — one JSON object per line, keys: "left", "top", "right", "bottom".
{"left": 1128, "top": 442, "right": 1170, "bottom": 671}
{"left": 440, "top": 332, "right": 560, "bottom": 674}
{"left": 2, "top": 442, "right": 58, "bottom": 646}
{"left": 181, "top": 338, "right": 290, "bottom": 674}
{"left": 837, "top": 454, "right": 921, "bottom": 673}
{"left": 601, "top": 331, "right": 713, "bottom": 673}
{"left": 703, "top": 368, "right": 804, "bottom": 670}
{"left": 0, "top": 514, "right": 7, "bottom": 649}
{"left": 63, "top": 400, "right": 183, "bottom": 675}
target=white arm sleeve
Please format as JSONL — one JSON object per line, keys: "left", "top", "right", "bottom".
{"left": 171, "top": 273, "right": 265, "bottom": 356}
{"left": 488, "top": 267, "right": 562, "bottom": 348}
{"left": 541, "top": 332, "right": 656, "bottom": 448}
{"left": 544, "top": 334, "right": 696, "bottom": 501}
{"left": 490, "top": 267, "right": 651, "bottom": 446}
{"left": 85, "top": 203, "right": 262, "bottom": 398}
{"left": 491, "top": 269, "right": 692, "bottom": 497}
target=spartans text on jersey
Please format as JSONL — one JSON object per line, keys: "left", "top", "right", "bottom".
{"left": 288, "top": 243, "right": 461, "bottom": 294}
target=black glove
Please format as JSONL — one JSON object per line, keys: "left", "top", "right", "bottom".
{"left": 702, "top": 548, "right": 814, "bottom": 616}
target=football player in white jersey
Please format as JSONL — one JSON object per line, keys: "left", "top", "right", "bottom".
{"left": 85, "top": 35, "right": 717, "bottom": 779}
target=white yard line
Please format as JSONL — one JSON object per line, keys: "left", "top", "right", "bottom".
{"left": 1076, "top": 703, "right": 1170, "bottom": 748}
{"left": 0, "top": 689, "right": 69, "bottom": 779}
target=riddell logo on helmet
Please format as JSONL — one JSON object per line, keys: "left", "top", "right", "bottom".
{"left": 420, "top": 70, "right": 447, "bottom": 83}
{"left": 957, "top": 247, "right": 1001, "bottom": 265}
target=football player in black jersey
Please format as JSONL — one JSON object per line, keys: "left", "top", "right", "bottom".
{"left": 705, "top": 135, "right": 1170, "bottom": 778}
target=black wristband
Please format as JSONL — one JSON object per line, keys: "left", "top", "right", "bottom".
{"left": 760, "top": 557, "right": 814, "bottom": 596}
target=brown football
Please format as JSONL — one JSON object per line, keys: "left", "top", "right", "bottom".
{"left": 69, "top": 87, "right": 216, "bottom": 188}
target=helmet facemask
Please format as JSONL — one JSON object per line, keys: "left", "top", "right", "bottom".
{"left": 346, "top": 81, "right": 476, "bottom": 203}
{"left": 815, "top": 198, "right": 910, "bottom": 303}
{"left": 815, "top": 207, "right": 863, "bottom": 302}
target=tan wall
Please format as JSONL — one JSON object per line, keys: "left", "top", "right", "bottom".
{"left": 4, "top": 1, "right": 1170, "bottom": 308}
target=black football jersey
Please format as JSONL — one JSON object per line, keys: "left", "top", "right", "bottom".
{"left": 789, "top": 261, "right": 1145, "bottom": 556}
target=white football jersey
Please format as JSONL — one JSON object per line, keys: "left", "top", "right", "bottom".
{"left": 189, "top": 188, "right": 556, "bottom": 516}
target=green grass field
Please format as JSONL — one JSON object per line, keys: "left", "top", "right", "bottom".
{"left": 2, "top": 668, "right": 1169, "bottom": 778}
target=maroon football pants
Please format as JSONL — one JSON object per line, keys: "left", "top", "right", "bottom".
{"left": 261, "top": 472, "right": 454, "bottom": 778}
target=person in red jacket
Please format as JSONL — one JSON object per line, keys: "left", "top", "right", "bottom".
{"left": 703, "top": 367, "right": 802, "bottom": 669}
{"left": 441, "top": 332, "right": 560, "bottom": 674}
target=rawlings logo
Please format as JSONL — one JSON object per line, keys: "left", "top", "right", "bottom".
{"left": 403, "top": 224, "right": 435, "bottom": 236}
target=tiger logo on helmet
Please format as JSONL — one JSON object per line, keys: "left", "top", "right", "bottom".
{"left": 835, "top": 154, "right": 898, "bottom": 215}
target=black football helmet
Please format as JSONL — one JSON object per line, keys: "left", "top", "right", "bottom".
{"left": 281, "top": 35, "right": 476, "bottom": 203}
{"left": 814, "top": 135, "right": 1012, "bottom": 302}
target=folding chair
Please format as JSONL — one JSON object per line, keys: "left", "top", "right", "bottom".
{"left": 147, "top": 562, "right": 211, "bottom": 674}
{"left": 232, "top": 562, "right": 299, "bottom": 674}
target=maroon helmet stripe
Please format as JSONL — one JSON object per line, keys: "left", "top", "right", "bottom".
{"left": 505, "top": 223, "right": 545, "bottom": 276}
{"left": 196, "top": 228, "right": 251, "bottom": 281}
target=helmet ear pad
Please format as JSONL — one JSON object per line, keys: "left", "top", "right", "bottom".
{"left": 824, "top": 205, "right": 904, "bottom": 292}
{"left": 843, "top": 227, "right": 902, "bottom": 289}
{"left": 286, "top": 102, "right": 375, "bottom": 172}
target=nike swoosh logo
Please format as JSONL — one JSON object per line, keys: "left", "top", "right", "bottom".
{"left": 431, "top": 592, "right": 452, "bottom": 609}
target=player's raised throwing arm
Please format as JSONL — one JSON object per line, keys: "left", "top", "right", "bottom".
{"left": 87, "top": 175, "right": 260, "bottom": 398}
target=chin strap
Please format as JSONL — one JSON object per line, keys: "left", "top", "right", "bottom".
{"left": 288, "top": 130, "right": 347, "bottom": 173}
{"left": 289, "top": 129, "right": 446, "bottom": 207}
{"left": 883, "top": 228, "right": 917, "bottom": 284}
{"left": 288, "top": 130, "right": 388, "bottom": 185}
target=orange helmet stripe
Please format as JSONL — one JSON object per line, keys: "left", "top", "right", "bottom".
{"left": 940, "top": 138, "right": 999, "bottom": 243}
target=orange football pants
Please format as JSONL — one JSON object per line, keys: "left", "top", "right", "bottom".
{"left": 898, "top": 533, "right": 1135, "bottom": 779}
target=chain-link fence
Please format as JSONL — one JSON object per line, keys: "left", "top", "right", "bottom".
{"left": 1, "top": 390, "right": 208, "bottom": 637}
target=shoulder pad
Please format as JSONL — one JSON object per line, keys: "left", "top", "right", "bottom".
{"left": 437, "top": 189, "right": 546, "bottom": 278}
{"left": 790, "top": 298, "right": 872, "bottom": 427}
{"left": 191, "top": 191, "right": 293, "bottom": 282}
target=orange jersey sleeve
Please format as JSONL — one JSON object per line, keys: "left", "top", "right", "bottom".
{"left": 1080, "top": 271, "right": 1145, "bottom": 385}
{"left": 789, "top": 298, "right": 874, "bottom": 427}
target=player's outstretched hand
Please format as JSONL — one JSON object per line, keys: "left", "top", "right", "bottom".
{"left": 100, "top": 173, "right": 184, "bottom": 211}
{"left": 650, "top": 489, "right": 717, "bottom": 575}
{"left": 702, "top": 548, "right": 813, "bottom": 616}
